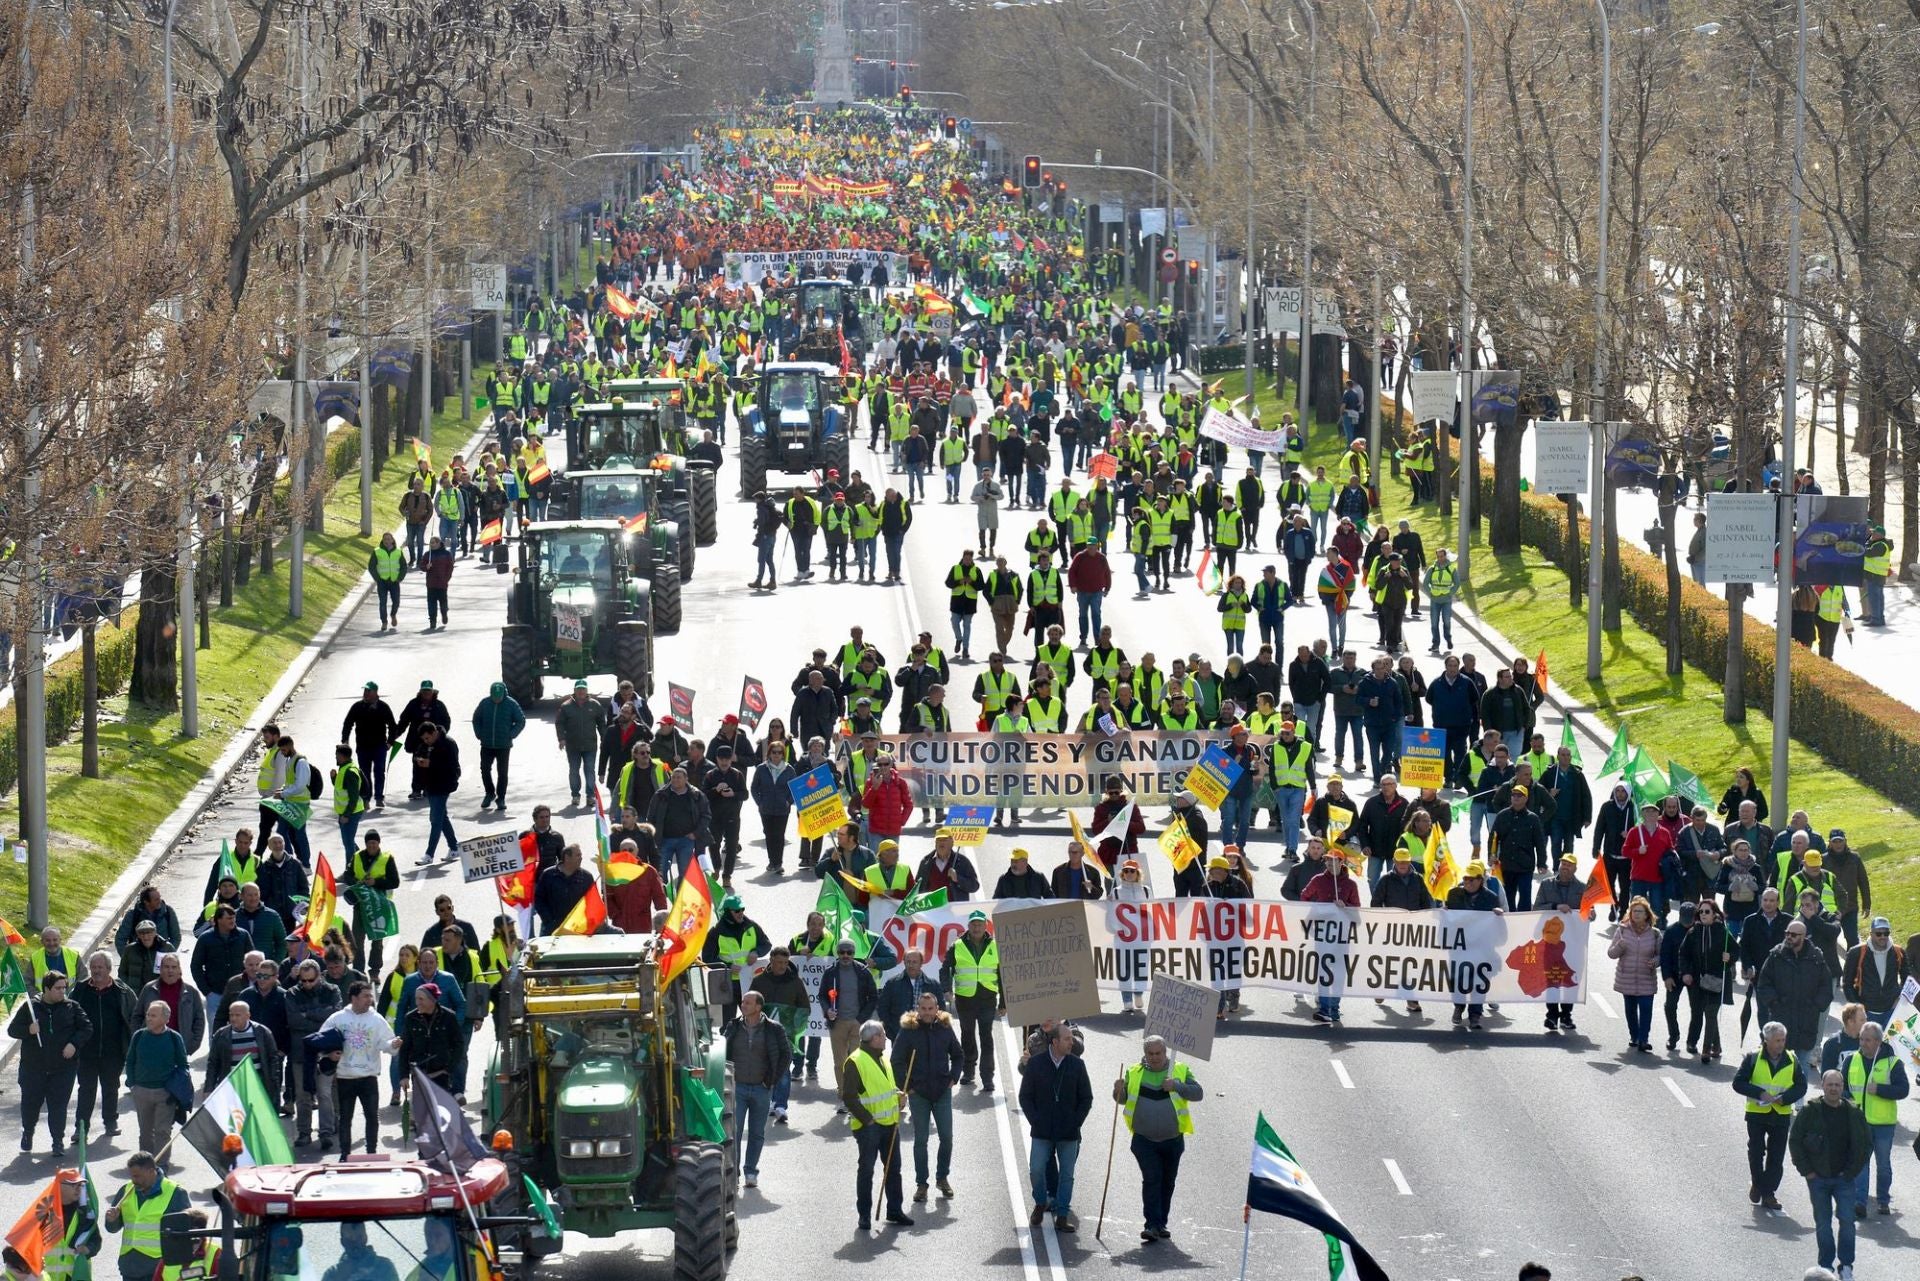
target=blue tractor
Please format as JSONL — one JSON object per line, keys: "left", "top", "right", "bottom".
{"left": 737, "top": 361, "right": 850, "bottom": 499}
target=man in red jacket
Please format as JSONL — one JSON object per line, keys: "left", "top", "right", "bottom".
{"left": 1303, "top": 849, "right": 1362, "bottom": 1024}
{"left": 861, "top": 754, "right": 915, "bottom": 850}
{"left": 1066, "top": 543, "right": 1112, "bottom": 649}
{"left": 1622, "top": 803, "right": 1675, "bottom": 922}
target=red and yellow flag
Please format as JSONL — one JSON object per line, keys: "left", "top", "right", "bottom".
{"left": 6, "top": 1176, "right": 64, "bottom": 1274}
{"left": 1535, "top": 648, "right": 1550, "bottom": 698}
{"left": 605, "top": 846, "right": 645, "bottom": 887}
{"left": 657, "top": 859, "right": 715, "bottom": 987}
{"left": 622, "top": 511, "right": 650, "bottom": 534}
{"left": 299, "top": 852, "right": 338, "bottom": 941}
{"left": 478, "top": 519, "right": 504, "bottom": 546}
{"left": 0, "top": 915, "right": 23, "bottom": 947}
{"left": 525, "top": 457, "right": 551, "bottom": 485}
{"left": 605, "top": 285, "right": 641, "bottom": 321}
{"left": 556, "top": 882, "right": 608, "bottom": 937}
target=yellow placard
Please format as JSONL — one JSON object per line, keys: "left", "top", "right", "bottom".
{"left": 795, "top": 789, "right": 849, "bottom": 841}
{"left": 1157, "top": 818, "right": 1200, "bottom": 872}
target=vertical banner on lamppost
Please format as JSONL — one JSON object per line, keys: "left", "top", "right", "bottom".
{"left": 1533, "top": 422, "right": 1592, "bottom": 495}
{"left": 1705, "top": 492, "right": 1777, "bottom": 584}
{"left": 1408, "top": 371, "right": 1457, "bottom": 425}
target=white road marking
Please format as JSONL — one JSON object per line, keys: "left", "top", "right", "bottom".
{"left": 1589, "top": 991, "right": 1619, "bottom": 1019}
{"left": 1329, "top": 1059, "right": 1355, "bottom": 1089}
{"left": 1663, "top": 1076, "right": 1695, "bottom": 1109}
{"left": 1382, "top": 1158, "right": 1412, "bottom": 1196}
{"left": 985, "top": 1025, "right": 1047, "bottom": 1281}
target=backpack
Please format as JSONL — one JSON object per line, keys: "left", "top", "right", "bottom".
{"left": 301, "top": 757, "right": 325, "bottom": 801}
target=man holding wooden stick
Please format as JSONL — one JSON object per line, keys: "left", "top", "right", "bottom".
{"left": 1110, "top": 1034, "right": 1206, "bottom": 1245}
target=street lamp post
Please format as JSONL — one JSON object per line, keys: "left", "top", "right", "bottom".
{"left": 1244, "top": 93, "right": 1256, "bottom": 402}
{"left": 1295, "top": 2, "right": 1317, "bottom": 435}
{"left": 1771, "top": 0, "right": 1811, "bottom": 820}
{"left": 1586, "top": 0, "right": 1613, "bottom": 680}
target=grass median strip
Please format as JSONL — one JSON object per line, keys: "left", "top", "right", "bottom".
{"left": 0, "top": 376, "right": 493, "bottom": 931}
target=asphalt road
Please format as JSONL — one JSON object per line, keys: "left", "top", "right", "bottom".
{"left": 5, "top": 393, "right": 1911, "bottom": 1281}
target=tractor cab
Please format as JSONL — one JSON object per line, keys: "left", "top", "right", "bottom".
{"left": 501, "top": 521, "right": 652, "bottom": 704}
{"left": 738, "top": 362, "right": 849, "bottom": 497}
{"left": 562, "top": 468, "right": 694, "bottom": 610}
{"left": 573, "top": 394, "right": 718, "bottom": 551}
{"left": 576, "top": 400, "right": 683, "bottom": 472}
{"left": 778, "top": 279, "right": 868, "bottom": 365}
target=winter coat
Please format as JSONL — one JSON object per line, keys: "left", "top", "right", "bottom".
{"left": 1019, "top": 1042, "right": 1094, "bottom": 1141}
{"left": 8, "top": 997, "right": 92, "bottom": 1076}
{"left": 723, "top": 1015, "right": 790, "bottom": 1089}
{"left": 204, "top": 1021, "right": 283, "bottom": 1096}
{"left": 1757, "top": 941, "right": 1836, "bottom": 1049}
{"left": 139, "top": 980, "right": 206, "bottom": 1053}
{"left": 1842, "top": 942, "right": 1906, "bottom": 1014}
{"left": 892, "top": 1009, "right": 965, "bottom": 1098}
{"left": 1049, "top": 859, "right": 1106, "bottom": 901}
{"left": 1370, "top": 871, "right": 1434, "bottom": 911}
{"left": 417, "top": 734, "right": 461, "bottom": 796}
{"left": 1678, "top": 922, "right": 1735, "bottom": 1007}
{"left": 878, "top": 971, "right": 949, "bottom": 1035}
{"left": 1606, "top": 922, "right": 1661, "bottom": 997}
{"left": 471, "top": 686, "right": 528, "bottom": 749}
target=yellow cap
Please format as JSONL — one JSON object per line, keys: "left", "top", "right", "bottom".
{"left": 878, "top": 839, "right": 899, "bottom": 853}
{"left": 1464, "top": 861, "right": 1488, "bottom": 877}
{"left": 1207, "top": 856, "right": 1231, "bottom": 870}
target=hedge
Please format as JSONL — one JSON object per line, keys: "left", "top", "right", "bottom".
{"left": 0, "top": 613, "right": 141, "bottom": 801}
{"left": 1470, "top": 464, "right": 1920, "bottom": 808}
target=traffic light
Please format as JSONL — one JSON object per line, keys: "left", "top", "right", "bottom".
{"left": 1022, "top": 155, "right": 1041, "bottom": 188}
{"left": 899, "top": 85, "right": 912, "bottom": 107}
{"left": 943, "top": 115, "right": 958, "bottom": 138}
{"left": 1055, "top": 178, "right": 1067, "bottom": 194}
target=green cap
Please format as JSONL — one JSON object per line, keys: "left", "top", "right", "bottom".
{"left": 722, "top": 894, "right": 744, "bottom": 912}
{"left": 419, "top": 680, "right": 435, "bottom": 690}
{"left": 363, "top": 681, "right": 379, "bottom": 691}
{"left": 968, "top": 909, "right": 989, "bottom": 924}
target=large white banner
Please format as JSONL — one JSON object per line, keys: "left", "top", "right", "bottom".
{"left": 722, "top": 249, "right": 909, "bottom": 286}
{"left": 870, "top": 899, "right": 1589, "bottom": 1006}
{"left": 1262, "top": 285, "right": 1347, "bottom": 339}
{"left": 1408, "top": 370, "right": 1458, "bottom": 424}
{"left": 1200, "top": 405, "right": 1286, "bottom": 452}
{"left": 867, "top": 730, "right": 1265, "bottom": 809}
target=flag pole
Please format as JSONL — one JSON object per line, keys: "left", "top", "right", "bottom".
{"left": 413, "top": 1069, "right": 497, "bottom": 1269}
{"left": 1237, "top": 1204, "right": 1252, "bottom": 1280}
{"left": 1093, "top": 1092, "right": 1121, "bottom": 1240}
{"left": 873, "top": 1048, "right": 915, "bottom": 1224}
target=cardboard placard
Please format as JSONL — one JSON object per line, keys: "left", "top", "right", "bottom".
{"left": 458, "top": 830, "right": 525, "bottom": 884}
{"left": 1144, "top": 973, "right": 1219, "bottom": 1060}
{"left": 992, "top": 900, "right": 1102, "bottom": 1027}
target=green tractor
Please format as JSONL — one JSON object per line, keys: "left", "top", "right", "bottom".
{"left": 486, "top": 934, "right": 738, "bottom": 1281}
{"left": 580, "top": 386, "right": 720, "bottom": 547}
{"left": 559, "top": 468, "right": 689, "bottom": 633}
{"left": 500, "top": 520, "right": 653, "bottom": 704}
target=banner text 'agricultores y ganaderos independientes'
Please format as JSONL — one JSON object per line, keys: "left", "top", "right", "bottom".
{"left": 868, "top": 730, "right": 1268, "bottom": 808}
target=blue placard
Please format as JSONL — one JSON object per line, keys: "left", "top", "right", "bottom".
{"left": 1398, "top": 725, "right": 1447, "bottom": 789}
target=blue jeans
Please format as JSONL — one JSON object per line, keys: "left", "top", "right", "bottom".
{"left": 1296, "top": 701, "right": 1323, "bottom": 744}
{"left": 375, "top": 580, "right": 401, "bottom": 626}
{"left": 1864, "top": 576, "right": 1885, "bottom": 626}
{"left": 405, "top": 523, "right": 428, "bottom": 562}
{"left": 1470, "top": 800, "right": 1491, "bottom": 848}
{"left": 438, "top": 516, "right": 459, "bottom": 549}
{"left": 854, "top": 537, "right": 877, "bottom": 577}
{"left": 1809, "top": 1174, "right": 1857, "bottom": 1269}
{"left": 1134, "top": 553, "right": 1151, "bottom": 594}
{"left": 1317, "top": 995, "right": 1342, "bottom": 1021}
{"left": 1623, "top": 993, "right": 1654, "bottom": 1046}
{"left": 907, "top": 462, "right": 926, "bottom": 501}
{"left": 909, "top": 1090, "right": 954, "bottom": 1185}
{"left": 1276, "top": 786, "right": 1306, "bottom": 852}
{"left": 952, "top": 613, "right": 973, "bottom": 654}
{"left": 1335, "top": 714, "right": 1364, "bottom": 764}
{"left": 424, "top": 793, "right": 459, "bottom": 861}
{"left": 1501, "top": 730, "right": 1525, "bottom": 760}
{"left": 566, "top": 747, "right": 597, "bottom": 800}
{"left": 1630, "top": 878, "right": 1667, "bottom": 921}
{"left": 1224, "top": 628, "right": 1245, "bottom": 656}
{"left": 754, "top": 533, "right": 776, "bottom": 583}
{"left": 1218, "top": 796, "right": 1251, "bottom": 850}
{"left": 735, "top": 1082, "right": 771, "bottom": 1177}
{"left": 1365, "top": 722, "right": 1397, "bottom": 779}
{"left": 1856, "top": 1123, "right": 1896, "bottom": 1208}
{"left": 1310, "top": 510, "right": 1329, "bottom": 544}
{"left": 946, "top": 464, "right": 963, "bottom": 499}
{"left": 1028, "top": 1137, "right": 1081, "bottom": 1216}
{"left": 1325, "top": 603, "right": 1347, "bottom": 651}
{"left": 1076, "top": 592, "right": 1103, "bottom": 644}
{"left": 884, "top": 532, "right": 904, "bottom": 578}
{"left": 659, "top": 836, "right": 697, "bottom": 877}
{"left": 1026, "top": 467, "right": 1046, "bottom": 507}
{"left": 337, "top": 814, "right": 362, "bottom": 859}
{"left": 1429, "top": 599, "right": 1454, "bottom": 649}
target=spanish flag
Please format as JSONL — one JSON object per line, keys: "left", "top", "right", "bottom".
{"left": 910, "top": 141, "right": 934, "bottom": 158}
{"left": 478, "top": 519, "right": 504, "bottom": 546}
{"left": 605, "top": 845, "right": 645, "bottom": 887}
{"left": 556, "top": 882, "right": 608, "bottom": 937}
{"left": 525, "top": 457, "right": 551, "bottom": 485}
{"left": 0, "top": 915, "right": 23, "bottom": 947}
{"left": 623, "top": 511, "right": 650, "bottom": 534}
{"left": 605, "top": 285, "right": 641, "bottom": 320}
{"left": 657, "top": 859, "right": 715, "bottom": 987}
{"left": 299, "top": 852, "right": 338, "bottom": 941}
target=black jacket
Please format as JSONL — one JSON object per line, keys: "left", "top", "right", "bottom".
{"left": 400, "top": 1005, "right": 465, "bottom": 1082}
{"left": 814, "top": 960, "right": 879, "bottom": 1023}
{"left": 1790, "top": 1099, "right": 1871, "bottom": 1180}
{"left": 992, "top": 868, "right": 1052, "bottom": 899}
{"left": 396, "top": 694, "right": 452, "bottom": 754}
{"left": 190, "top": 924, "right": 256, "bottom": 997}
{"left": 1371, "top": 871, "right": 1435, "bottom": 911}
{"left": 1049, "top": 860, "right": 1105, "bottom": 901}
{"left": 1019, "top": 1044, "right": 1094, "bottom": 1141}
{"left": 723, "top": 1015, "right": 790, "bottom": 1089}
{"left": 892, "top": 1010, "right": 964, "bottom": 1098}
{"left": 1738, "top": 910, "right": 1791, "bottom": 976}
{"left": 204, "top": 1021, "right": 283, "bottom": 1096}
{"left": 1539, "top": 764, "right": 1592, "bottom": 835}
{"left": 417, "top": 736, "right": 461, "bottom": 796}
{"left": 878, "top": 970, "right": 949, "bottom": 1031}
{"left": 72, "top": 979, "right": 139, "bottom": 1063}
{"left": 1489, "top": 807, "right": 1548, "bottom": 872}
{"left": 341, "top": 698, "right": 399, "bottom": 755}
{"left": 1352, "top": 793, "right": 1410, "bottom": 857}
{"left": 1757, "top": 941, "right": 1836, "bottom": 1049}
{"left": 8, "top": 996, "right": 93, "bottom": 1075}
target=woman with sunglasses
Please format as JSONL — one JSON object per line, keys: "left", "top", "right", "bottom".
{"left": 1678, "top": 898, "right": 1733, "bottom": 1061}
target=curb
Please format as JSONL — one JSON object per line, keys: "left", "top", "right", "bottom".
{"left": 3, "top": 416, "right": 496, "bottom": 1072}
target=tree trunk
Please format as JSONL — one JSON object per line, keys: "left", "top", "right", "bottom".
{"left": 1724, "top": 583, "right": 1748, "bottom": 725}
{"left": 130, "top": 551, "right": 178, "bottom": 712}
{"left": 1659, "top": 487, "right": 1684, "bottom": 676}
{"left": 1602, "top": 474, "right": 1622, "bottom": 631}
{"left": 1901, "top": 401, "right": 1919, "bottom": 580}
{"left": 1489, "top": 422, "right": 1525, "bottom": 553}
{"left": 1308, "top": 333, "right": 1342, "bottom": 425}
{"left": 1567, "top": 497, "right": 1582, "bottom": 609}
{"left": 81, "top": 620, "right": 99, "bottom": 777}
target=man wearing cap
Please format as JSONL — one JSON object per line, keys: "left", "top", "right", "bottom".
{"left": 1819, "top": 829, "right": 1872, "bottom": 949}
{"left": 1445, "top": 863, "right": 1503, "bottom": 1030}
{"left": 1843, "top": 919, "right": 1904, "bottom": 1028}
{"left": 1301, "top": 852, "right": 1361, "bottom": 1024}
{"left": 1489, "top": 784, "right": 1548, "bottom": 912}
{"left": 704, "top": 896, "right": 766, "bottom": 1026}
{"left": 395, "top": 681, "right": 450, "bottom": 802}
{"left": 864, "top": 840, "right": 913, "bottom": 903}
{"left": 340, "top": 683, "right": 399, "bottom": 809}
{"left": 992, "top": 849, "right": 1051, "bottom": 900}
{"left": 817, "top": 941, "right": 879, "bottom": 1101}
{"left": 945, "top": 911, "right": 1002, "bottom": 1092}
{"left": 1785, "top": 848, "right": 1841, "bottom": 921}
{"left": 553, "top": 680, "right": 605, "bottom": 808}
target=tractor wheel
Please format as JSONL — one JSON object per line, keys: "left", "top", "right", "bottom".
{"left": 738, "top": 439, "right": 768, "bottom": 505}
{"left": 721, "top": 1099, "right": 740, "bottom": 1251}
{"left": 613, "top": 619, "right": 652, "bottom": 698}
{"left": 822, "top": 431, "right": 850, "bottom": 484}
{"left": 501, "top": 625, "right": 541, "bottom": 705}
{"left": 690, "top": 467, "right": 719, "bottom": 547}
{"left": 651, "top": 554, "right": 684, "bottom": 635}
{"left": 678, "top": 525, "right": 696, "bottom": 582}
{"left": 672, "top": 1142, "right": 731, "bottom": 1281}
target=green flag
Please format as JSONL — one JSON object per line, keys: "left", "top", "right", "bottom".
{"left": 1668, "top": 760, "right": 1712, "bottom": 808}
{"left": 73, "top": 1123, "right": 101, "bottom": 1253}
{"left": 678, "top": 1068, "right": 727, "bottom": 1142}
{"left": 900, "top": 885, "right": 948, "bottom": 918}
{"left": 1600, "top": 724, "right": 1631, "bottom": 777}
{"left": 218, "top": 838, "right": 240, "bottom": 883}
{"left": 183, "top": 1057, "right": 294, "bottom": 1168}
{"left": 0, "top": 947, "right": 29, "bottom": 1011}
{"left": 815, "top": 874, "right": 872, "bottom": 959}
{"left": 1625, "top": 747, "right": 1669, "bottom": 809}
{"left": 1558, "top": 720, "right": 1584, "bottom": 770}
{"left": 521, "top": 1175, "right": 561, "bottom": 1243}
{"left": 260, "top": 797, "right": 311, "bottom": 831}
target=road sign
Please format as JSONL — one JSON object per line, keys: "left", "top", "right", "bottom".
{"left": 958, "top": 117, "right": 973, "bottom": 133}
{"left": 1160, "top": 247, "right": 1178, "bottom": 264}
{"left": 469, "top": 263, "right": 507, "bottom": 312}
